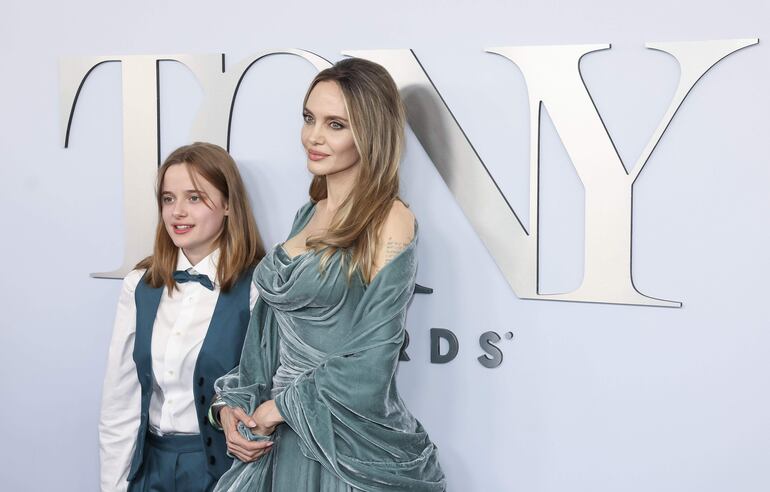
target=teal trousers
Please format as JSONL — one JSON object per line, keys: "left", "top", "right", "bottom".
{"left": 128, "top": 433, "right": 216, "bottom": 492}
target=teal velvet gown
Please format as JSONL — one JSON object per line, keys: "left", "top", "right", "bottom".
{"left": 213, "top": 202, "right": 446, "bottom": 492}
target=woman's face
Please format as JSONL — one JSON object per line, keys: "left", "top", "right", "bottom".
{"left": 160, "top": 163, "right": 228, "bottom": 264}
{"left": 301, "top": 80, "right": 360, "bottom": 178}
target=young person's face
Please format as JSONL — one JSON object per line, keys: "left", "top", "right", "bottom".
{"left": 301, "top": 80, "right": 360, "bottom": 178}
{"left": 160, "top": 163, "right": 228, "bottom": 264}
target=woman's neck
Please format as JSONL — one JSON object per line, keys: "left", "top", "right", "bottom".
{"left": 324, "top": 164, "right": 359, "bottom": 213}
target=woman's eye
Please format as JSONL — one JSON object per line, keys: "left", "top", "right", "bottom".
{"left": 162, "top": 195, "right": 174, "bottom": 204}
{"left": 303, "top": 113, "right": 313, "bottom": 124}
{"left": 330, "top": 121, "right": 344, "bottom": 130}
{"left": 189, "top": 194, "right": 201, "bottom": 203}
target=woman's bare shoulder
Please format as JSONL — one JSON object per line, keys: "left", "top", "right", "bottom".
{"left": 382, "top": 200, "right": 415, "bottom": 242}
{"left": 370, "top": 201, "right": 415, "bottom": 280}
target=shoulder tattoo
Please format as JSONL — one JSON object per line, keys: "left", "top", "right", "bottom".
{"left": 384, "top": 237, "right": 409, "bottom": 263}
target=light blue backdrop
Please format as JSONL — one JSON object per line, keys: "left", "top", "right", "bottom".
{"left": 1, "top": 0, "right": 768, "bottom": 490}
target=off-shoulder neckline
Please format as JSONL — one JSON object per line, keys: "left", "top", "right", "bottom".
{"left": 277, "top": 200, "right": 418, "bottom": 274}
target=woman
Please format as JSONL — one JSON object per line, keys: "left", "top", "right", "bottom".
{"left": 212, "top": 59, "right": 446, "bottom": 491}
{"left": 99, "top": 142, "right": 267, "bottom": 491}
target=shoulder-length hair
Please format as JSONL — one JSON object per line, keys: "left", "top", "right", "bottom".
{"left": 136, "top": 142, "right": 265, "bottom": 292}
{"left": 304, "top": 58, "right": 407, "bottom": 283}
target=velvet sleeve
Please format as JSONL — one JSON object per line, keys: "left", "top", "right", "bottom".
{"left": 211, "top": 296, "right": 283, "bottom": 492}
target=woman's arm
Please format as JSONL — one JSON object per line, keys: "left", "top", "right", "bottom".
{"left": 98, "top": 270, "right": 144, "bottom": 492}
{"left": 370, "top": 201, "right": 415, "bottom": 281}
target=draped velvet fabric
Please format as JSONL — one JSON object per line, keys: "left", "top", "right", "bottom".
{"left": 213, "top": 202, "right": 446, "bottom": 492}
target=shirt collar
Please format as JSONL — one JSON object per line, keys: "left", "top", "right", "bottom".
{"left": 176, "top": 248, "right": 220, "bottom": 286}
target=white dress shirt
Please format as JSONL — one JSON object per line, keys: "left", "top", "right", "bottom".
{"left": 98, "top": 249, "right": 258, "bottom": 492}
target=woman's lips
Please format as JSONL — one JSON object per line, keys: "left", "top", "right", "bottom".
{"left": 173, "top": 224, "right": 194, "bottom": 234}
{"left": 308, "top": 150, "right": 329, "bottom": 161}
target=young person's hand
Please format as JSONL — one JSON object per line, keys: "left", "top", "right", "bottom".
{"left": 219, "top": 406, "right": 274, "bottom": 462}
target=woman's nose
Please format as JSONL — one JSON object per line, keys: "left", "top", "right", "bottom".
{"left": 308, "top": 124, "right": 324, "bottom": 145}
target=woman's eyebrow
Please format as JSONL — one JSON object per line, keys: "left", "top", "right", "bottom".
{"left": 304, "top": 107, "right": 349, "bottom": 122}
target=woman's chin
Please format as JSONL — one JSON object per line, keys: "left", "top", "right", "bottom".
{"left": 307, "top": 160, "right": 332, "bottom": 176}
{"left": 307, "top": 160, "right": 361, "bottom": 180}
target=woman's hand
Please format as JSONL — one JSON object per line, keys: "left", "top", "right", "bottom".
{"left": 251, "top": 400, "right": 285, "bottom": 436}
{"left": 219, "top": 406, "right": 274, "bottom": 462}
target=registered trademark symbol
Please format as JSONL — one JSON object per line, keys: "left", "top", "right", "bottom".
{"left": 504, "top": 332, "right": 514, "bottom": 340}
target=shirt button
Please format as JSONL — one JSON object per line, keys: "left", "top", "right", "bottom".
{"left": 175, "top": 331, "right": 181, "bottom": 336}
{"left": 168, "top": 370, "right": 174, "bottom": 376}
{"left": 167, "top": 399, "right": 174, "bottom": 405}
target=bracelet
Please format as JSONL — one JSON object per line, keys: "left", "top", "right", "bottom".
{"left": 208, "top": 396, "right": 227, "bottom": 431}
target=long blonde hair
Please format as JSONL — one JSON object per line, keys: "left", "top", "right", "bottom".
{"left": 304, "top": 58, "right": 406, "bottom": 282}
{"left": 137, "top": 142, "right": 265, "bottom": 292}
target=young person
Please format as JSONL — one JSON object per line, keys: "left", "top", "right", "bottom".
{"left": 212, "top": 59, "right": 446, "bottom": 491}
{"left": 99, "top": 142, "right": 267, "bottom": 492}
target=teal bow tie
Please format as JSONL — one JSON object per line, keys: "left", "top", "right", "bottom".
{"left": 173, "top": 270, "right": 214, "bottom": 290}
